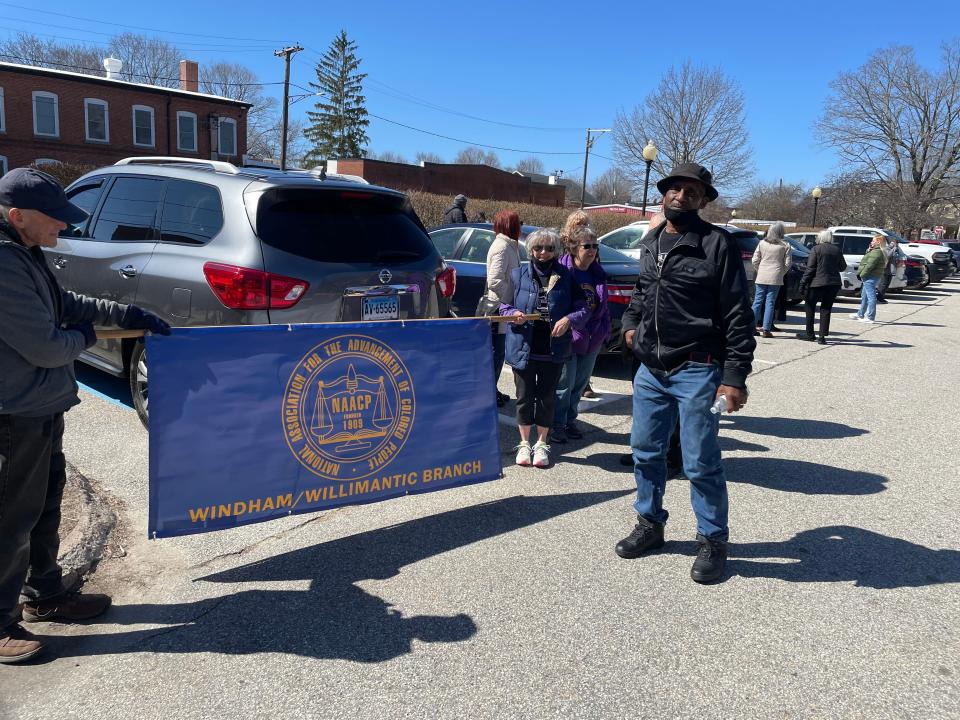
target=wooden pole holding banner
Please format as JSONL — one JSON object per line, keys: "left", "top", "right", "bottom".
{"left": 95, "top": 329, "right": 146, "bottom": 340}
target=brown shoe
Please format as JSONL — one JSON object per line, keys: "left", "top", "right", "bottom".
{"left": 21, "top": 590, "right": 111, "bottom": 623}
{"left": 0, "top": 623, "right": 43, "bottom": 663}
{"left": 761, "top": 330, "right": 773, "bottom": 338}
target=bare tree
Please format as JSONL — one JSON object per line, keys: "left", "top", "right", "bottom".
{"left": 513, "top": 156, "right": 545, "bottom": 174}
{"left": 0, "top": 32, "right": 103, "bottom": 74}
{"left": 613, "top": 61, "right": 753, "bottom": 192}
{"left": 590, "top": 167, "right": 636, "bottom": 205}
{"left": 367, "top": 150, "right": 408, "bottom": 163}
{"left": 416, "top": 151, "right": 443, "bottom": 164}
{"left": 201, "top": 62, "right": 277, "bottom": 160}
{"left": 107, "top": 33, "right": 182, "bottom": 87}
{"left": 454, "top": 146, "right": 501, "bottom": 168}
{"left": 737, "top": 180, "right": 806, "bottom": 222}
{"left": 817, "top": 43, "right": 960, "bottom": 233}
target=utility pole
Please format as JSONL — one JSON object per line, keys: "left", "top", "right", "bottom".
{"left": 580, "top": 128, "right": 611, "bottom": 209}
{"left": 274, "top": 44, "right": 303, "bottom": 171}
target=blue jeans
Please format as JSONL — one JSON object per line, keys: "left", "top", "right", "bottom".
{"left": 751, "top": 284, "right": 780, "bottom": 330}
{"left": 553, "top": 348, "right": 600, "bottom": 428}
{"left": 858, "top": 277, "right": 878, "bottom": 321}
{"left": 630, "top": 363, "right": 728, "bottom": 541}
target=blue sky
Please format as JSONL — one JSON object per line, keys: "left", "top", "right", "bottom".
{"left": 3, "top": 0, "right": 959, "bottom": 198}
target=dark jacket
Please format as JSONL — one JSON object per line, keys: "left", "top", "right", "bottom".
{"left": 0, "top": 221, "right": 127, "bottom": 416}
{"left": 559, "top": 253, "right": 611, "bottom": 355}
{"left": 501, "top": 261, "right": 588, "bottom": 369}
{"left": 620, "top": 219, "right": 755, "bottom": 388}
{"left": 442, "top": 206, "right": 467, "bottom": 224}
{"left": 800, "top": 242, "right": 846, "bottom": 289}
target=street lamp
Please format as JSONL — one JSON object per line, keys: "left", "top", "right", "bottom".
{"left": 811, "top": 186, "right": 822, "bottom": 227}
{"left": 640, "top": 140, "right": 658, "bottom": 217}
{"left": 731, "top": 208, "right": 738, "bottom": 223}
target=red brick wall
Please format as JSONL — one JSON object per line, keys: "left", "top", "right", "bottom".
{"left": 0, "top": 67, "right": 248, "bottom": 172}
{"left": 333, "top": 159, "right": 566, "bottom": 207}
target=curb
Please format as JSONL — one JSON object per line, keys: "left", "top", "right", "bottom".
{"left": 58, "top": 463, "right": 119, "bottom": 577}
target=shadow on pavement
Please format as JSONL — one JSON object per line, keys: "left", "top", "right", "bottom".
{"left": 724, "top": 457, "right": 887, "bottom": 495}
{"left": 720, "top": 415, "right": 868, "bottom": 440}
{"left": 48, "top": 490, "right": 630, "bottom": 664}
{"left": 830, "top": 339, "right": 914, "bottom": 348}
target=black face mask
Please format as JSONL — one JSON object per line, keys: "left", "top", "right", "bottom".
{"left": 664, "top": 206, "right": 699, "bottom": 228}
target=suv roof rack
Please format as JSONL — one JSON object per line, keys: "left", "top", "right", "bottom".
{"left": 114, "top": 157, "right": 241, "bottom": 175}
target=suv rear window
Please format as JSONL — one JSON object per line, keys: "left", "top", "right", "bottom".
{"left": 835, "top": 235, "right": 872, "bottom": 255}
{"left": 731, "top": 232, "right": 759, "bottom": 254}
{"left": 255, "top": 188, "right": 435, "bottom": 264}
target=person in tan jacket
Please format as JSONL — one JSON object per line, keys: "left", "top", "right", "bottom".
{"left": 484, "top": 210, "right": 522, "bottom": 406}
{"left": 750, "top": 221, "right": 792, "bottom": 337}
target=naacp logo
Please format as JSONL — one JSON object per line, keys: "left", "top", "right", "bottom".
{"left": 283, "top": 334, "right": 415, "bottom": 481}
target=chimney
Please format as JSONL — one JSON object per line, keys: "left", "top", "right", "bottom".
{"left": 103, "top": 57, "right": 122, "bottom": 80}
{"left": 180, "top": 60, "right": 199, "bottom": 92}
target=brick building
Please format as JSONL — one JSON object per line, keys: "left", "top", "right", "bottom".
{"left": 328, "top": 158, "right": 567, "bottom": 207}
{"left": 0, "top": 60, "right": 250, "bottom": 176}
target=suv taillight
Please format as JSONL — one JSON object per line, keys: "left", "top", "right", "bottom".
{"left": 436, "top": 266, "right": 456, "bottom": 298}
{"left": 202, "top": 262, "right": 309, "bottom": 310}
{"left": 608, "top": 283, "right": 634, "bottom": 305}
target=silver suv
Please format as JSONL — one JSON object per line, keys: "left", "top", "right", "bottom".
{"left": 46, "top": 157, "right": 455, "bottom": 426}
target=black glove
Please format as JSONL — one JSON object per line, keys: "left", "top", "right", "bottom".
{"left": 120, "top": 305, "right": 172, "bottom": 336}
{"left": 798, "top": 284, "right": 809, "bottom": 297}
{"left": 66, "top": 322, "right": 97, "bottom": 349}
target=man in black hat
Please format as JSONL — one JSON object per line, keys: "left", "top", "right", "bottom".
{"left": 615, "top": 163, "right": 755, "bottom": 583}
{"left": 443, "top": 194, "right": 468, "bottom": 224}
{"left": 0, "top": 167, "right": 170, "bottom": 663}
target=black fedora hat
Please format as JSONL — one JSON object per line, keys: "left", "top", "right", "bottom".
{"left": 656, "top": 162, "right": 718, "bottom": 201}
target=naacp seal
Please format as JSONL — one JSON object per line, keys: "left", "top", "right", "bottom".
{"left": 283, "top": 334, "right": 416, "bottom": 481}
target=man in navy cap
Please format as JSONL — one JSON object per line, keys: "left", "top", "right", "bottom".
{"left": 0, "top": 167, "right": 170, "bottom": 663}
{"left": 616, "top": 163, "right": 755, "bottom": 584}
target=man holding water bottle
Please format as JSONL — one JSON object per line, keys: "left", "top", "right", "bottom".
{"left": 616, "top": 163, "right": 755, "bottom": 583}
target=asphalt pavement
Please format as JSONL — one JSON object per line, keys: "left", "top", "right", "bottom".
{"left": 1, "top": 282, "right": 958, "bottom": 719}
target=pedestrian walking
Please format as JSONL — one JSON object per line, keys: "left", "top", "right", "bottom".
{"left": 850, "top": 235, "right": 885, "bottom": 324}
{"left": 796, "top": 229, "right": 846, "bottom": 344}
{"left": 442, "top": 194, "right": 468, "bottom": 224}
{"left": 551, "top": 225, "right": 610, "bottom": 444}
{"left": 478, "top": 210, "right": 522, "bottom": 407}
{"left": 501, "top": 228, "right": 588, "bottom": 469}
{"left": 0, "top": 168, "right": 171, "bottom": 663}
{"left": 750, "top": 222, "right": 792, "bottom": 337}
{"left": 617, "top": 163, "right": 755, "bottom": 584}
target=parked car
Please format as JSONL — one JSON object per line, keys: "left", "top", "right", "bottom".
{"left": 597, "top": 221, "right": 650, "bottom": 260}
{"left": 428, "top": 223, "right": 639, "bottom": 352}
{"left": 46, "top": 157, "right": 456, "bottom": 426}
{"left": 785, "top": 232, "right": 819, "bottom": 249}
{"left": 827, "top": 226, "right": 953, "bottom": 286}
{"left": 903, "top": 257, "right": 929, "bottom": 289}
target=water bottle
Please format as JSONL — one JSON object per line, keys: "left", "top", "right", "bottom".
{"left": 710, "top": 394, "right": 727, "bottom": 415}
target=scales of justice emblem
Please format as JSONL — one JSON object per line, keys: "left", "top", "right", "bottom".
{"left": 284, "top": 334, "right": 416, "bottom": 481}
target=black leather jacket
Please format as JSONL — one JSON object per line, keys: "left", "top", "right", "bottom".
{"left": 621, "top": 219, "right": 756, "bottom": 388}
{"left": 801, "top": 242, "right": 846, "bottom": 288}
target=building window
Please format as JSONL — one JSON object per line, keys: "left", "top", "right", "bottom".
{"left": 132, "top": 105, "right": 155, "bottom": 147}
{"left": 218, "top": 117, "right": 237, "bottom": 157}
{"left": 84, "top": 99, "right": 109, "bottom": 143}
{"left": 176, "top": 111, "right": 197, "bottom": 152}
{"left": 0, "top": 87, "right": 5, "bottom": 133}
{"left": 0, "top": 156, "right": 8, "bottom": 177}
{"left": 32, "top": 91, "right": 59, "bottom": 137}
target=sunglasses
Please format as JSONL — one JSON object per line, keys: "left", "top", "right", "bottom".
{"left": 529, "top": 246, "right": 555, "bottom": 253}
{"left": 580, "top": 243, "right": 600, "bottom": 250}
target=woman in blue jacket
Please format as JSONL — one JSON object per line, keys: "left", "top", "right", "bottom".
{"left": 501, "top": 228, "right": 588, "bottom": 468}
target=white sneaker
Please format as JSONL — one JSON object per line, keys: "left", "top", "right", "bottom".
{"left": 858, "top": 317, "right": 876, "bottom": 324}
{"left": 532, "top": 441, "right": 551, "bottom": 468}
{"left": 849, "top": 313, "right": 862, "bottom": 320}
{"left": 515, "top": 442, "right": 532, "bottom": 466}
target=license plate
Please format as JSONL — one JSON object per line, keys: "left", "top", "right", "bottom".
{"left": 362, "top": 295, "right": 399, "bottom": 321}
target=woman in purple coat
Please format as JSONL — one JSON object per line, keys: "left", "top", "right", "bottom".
{"left": 550, "top": 226, "right": 611, "bottom": 443}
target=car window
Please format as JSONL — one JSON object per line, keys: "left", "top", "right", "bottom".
{"left": 787, "top": 238, "right": 809, "bottom": 255}
{"left": 160, "top": 180, "right": 223, "bottom": 245}
{"left": 255, "top": 188, "right": 435, "bottom": 264}
{"left": 602, "top": 226, "right": 647, "bottom": 250}
{"left": 461, "top": 229, "right": 496, "bottom": 263}
{"left": 90, "top": 176, "right": 164, "bottom": 242}
{"left": 732, "top": 233, "right": 759, "bottom": 254}
{"left": 62, "top": 180, "right": 105, "bottom": 236}
{"left": 835, "top": 235, "right": 872, "bottom": 255}
{"left": 429, "top": 228, "right": 465, "bottom": 259}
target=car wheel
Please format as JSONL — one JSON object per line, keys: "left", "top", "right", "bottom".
{"left": 129, "top": 340, "right": 149, "bottom": 429}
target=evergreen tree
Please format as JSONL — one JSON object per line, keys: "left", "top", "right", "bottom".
{"left": 304, "top": 30, "right": 369, "bottom": 164}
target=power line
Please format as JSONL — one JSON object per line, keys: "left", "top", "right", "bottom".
{"left": 0, "top": 25, "right": 277, "bottom": 52}
{"left": 0, "top": 1, "right": 293, "bottom": 43}
{"left": 0, "top": 18, "right": 277, "bottom": 48}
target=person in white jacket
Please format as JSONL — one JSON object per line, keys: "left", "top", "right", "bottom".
{"left": 751, "top": 222, "right": 792, "bottom": 338}
{"left": 484, "top": 210, "right": 522, "bottom": 406}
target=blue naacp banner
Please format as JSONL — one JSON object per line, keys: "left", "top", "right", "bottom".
{"left": 147, "top": 319, "right": 502, "bottom": 538}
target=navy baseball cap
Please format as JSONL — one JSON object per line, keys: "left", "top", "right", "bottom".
{"left": 0, "top": 167, "right": 88, "bottom": 224}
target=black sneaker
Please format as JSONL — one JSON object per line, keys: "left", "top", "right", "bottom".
{"left": 795, "top": 332, "right": 815, "bottom": 342}
{"left": 615, "top": 516, "right": 665, "bottom": 558}
{"left": 564, "top": 421, "right": 583, "bottom": 439}
{"left": 548, "top": 427, "right": 567, "bottom": 444}
{"left": 690, "top": 534, "right": 728, "bottom": 583}
{"left": 816, "top": 337, "right": 827, "bottom": 345}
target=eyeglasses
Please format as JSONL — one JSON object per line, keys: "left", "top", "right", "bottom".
{"left": 579, "top": 243, "right": 600, "bottom": 250}
{"left": 529, "top": 246, "right": 555, "bottom": 253}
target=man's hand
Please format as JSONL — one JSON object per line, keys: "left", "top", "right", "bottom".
{"left": 717, "top": 385, "right": 748, "bottom": 413}
{"left": 67, "top": 322, "right": 97, "bottom": 349}
{"left": 510, "top": 310, "right": 526, "bottom": 326}
{"left": 624, "top": 329, "right": 635, "bottom": 348}
{"left": 551, "top": 316, "right": 570, "bottom": 337}
{"left": 120, "top": 305, "right": 172, "bottom": 336}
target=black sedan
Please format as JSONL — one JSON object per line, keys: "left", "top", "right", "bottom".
{"left": 428, "top": 223, "right": 639, "bottom": 352}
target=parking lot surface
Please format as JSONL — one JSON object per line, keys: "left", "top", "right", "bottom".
{"left": 2, "top": 283, "right": 958, "bottom": 720}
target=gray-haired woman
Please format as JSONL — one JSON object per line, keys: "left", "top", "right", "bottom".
{"left": 796, "top": 229, "right": 846, "bottom": 344}
{"left": 750, "top": 222, "right": 791, "bottom": 338}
